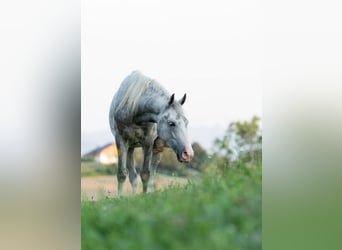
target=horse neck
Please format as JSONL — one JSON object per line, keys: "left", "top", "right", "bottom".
{"left": 134, "top": 92, "right": 168, "bottom": 124}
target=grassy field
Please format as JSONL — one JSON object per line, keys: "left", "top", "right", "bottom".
{"left": 81, "top": 163, "right": 261, "bottom": 250}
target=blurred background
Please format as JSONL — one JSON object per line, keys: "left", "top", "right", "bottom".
{"left": 81, "top": 0, "right": 263, "bottom": 203}
{"left": 81, "top": 0, "right": 262, "bottom": 154}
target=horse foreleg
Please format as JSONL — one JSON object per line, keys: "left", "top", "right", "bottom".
{"left": 148, "top": 138, "right": 164, "bottom": 192}
{"left": 148, "top": 151, "right": 162, "bottom": 192}
{"left": 141, "top": 144, "right": 153, "bottom": 193}
{"left": 127, "top": 147, "right": 138, "bottom": 194}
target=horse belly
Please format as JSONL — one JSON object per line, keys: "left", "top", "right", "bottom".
{"left": 121, "top": 123, "right": 157, "bottom": 147}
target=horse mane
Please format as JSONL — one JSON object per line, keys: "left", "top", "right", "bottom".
{"left": 115, "top": 71, "right": 156, "bottom": 116}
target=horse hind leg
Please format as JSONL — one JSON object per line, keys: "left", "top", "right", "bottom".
{"left": 140, "top": 144, "right": 153, "bottom": 193}
{"left": 116, "top": 137, "right": 128, "bottom": 196}
{"left": 127, "top": 147, "right": 138, "bottom": 194}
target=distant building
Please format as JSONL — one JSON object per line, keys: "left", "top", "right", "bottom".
{"left": 83, "top": 143, "right": 118, "bottom": 164}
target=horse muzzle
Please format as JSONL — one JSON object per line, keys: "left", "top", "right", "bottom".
{"left": 178, "top": 147, "right": 194, "bottom": 163}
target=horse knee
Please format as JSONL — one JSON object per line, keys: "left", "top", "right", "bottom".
{"left": 117, "top": 169, "right": 127, "bottom": 183}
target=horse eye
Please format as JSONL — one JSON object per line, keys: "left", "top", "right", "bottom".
{"left": 168, "top": 121, "right": 176, "bottom": 127}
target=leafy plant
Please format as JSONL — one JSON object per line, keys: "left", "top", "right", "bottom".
{"left": 82, "top": 163, "right": 261, "bottom": 250}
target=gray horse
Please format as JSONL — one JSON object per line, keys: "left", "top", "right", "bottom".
{"left": 109, "top": 71, "right": 194, "bottom": 195}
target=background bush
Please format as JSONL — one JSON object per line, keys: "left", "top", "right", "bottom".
{"left": 81, "top": 161, "right": 117, "bottom": 177}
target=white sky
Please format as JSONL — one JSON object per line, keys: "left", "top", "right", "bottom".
{"left": 82, "top": 0, "right": 263, "bottom": 132}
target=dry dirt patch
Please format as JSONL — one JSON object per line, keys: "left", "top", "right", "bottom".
{"left": 81, "top": 174, "right": 187, "bottom": 200}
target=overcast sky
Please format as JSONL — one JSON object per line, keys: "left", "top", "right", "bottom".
{"left": 82, "top": 0, "right": 263, "bottom": 133}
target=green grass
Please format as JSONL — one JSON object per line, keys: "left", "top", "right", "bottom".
{"left": 81, "top": 163, "right": 261, "bottom": 250}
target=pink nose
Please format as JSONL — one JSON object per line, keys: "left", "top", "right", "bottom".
{"left": 181, "top": 148, "right": 194, "bottom": 162}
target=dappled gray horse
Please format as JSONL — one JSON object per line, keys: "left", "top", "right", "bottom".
{"left": 109, "top": 71, "right": 194, "bottom": 195}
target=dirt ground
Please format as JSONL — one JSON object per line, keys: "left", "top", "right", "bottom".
{"left": 81, "top": 174, "right": 188, "bottom": 200}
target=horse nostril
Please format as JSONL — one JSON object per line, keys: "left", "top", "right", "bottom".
{"left": 182, "top": 151, "right": 188, "bottom": 159}
{"left": 181, "top": 148, "right": 194, "bottom": 162}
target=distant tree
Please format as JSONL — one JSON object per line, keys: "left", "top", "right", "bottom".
{"left": 187, "top": 142, "right": 208, "bottom": 171}
{"left": 210, "top": 116, "right": 262, "bottom": 172}
{"left": 212, "top": 122, "right": 238, "bottom": 162}
{"left": 235, "top": 116, "right": 260, "bottom": 141}
{"left": 159, "top": 148, "right": 181, "bottom": 173}
{"left": 234, "top": 116, "right": 261, "bottom": 164}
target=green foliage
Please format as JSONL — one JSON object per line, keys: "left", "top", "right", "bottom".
{"left": 210, "top": 116, "right": 262, "bottom": 173}
{"left": 186, "top": 142, "right": 208, "bottom": 171}
{"left": 159, "top": 148, "right": 187, "bottom": 176}
{"left": 81, "top": 161, "right": 117, "bottom": 177}
{"left": 81, "top": 155, "right": 96, "bottom": 162}
{"left": 235, "top": 116, "right": 260, "bottom": 142}
{"left": 81, "top": 163, "right": 261, "bottom": 250}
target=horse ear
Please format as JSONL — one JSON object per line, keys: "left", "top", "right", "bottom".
{"left": 179, "top": 93, "right": 186, "bottom": 105}
{"left": 168, "top": 93, "right": 175, "bottom": 105}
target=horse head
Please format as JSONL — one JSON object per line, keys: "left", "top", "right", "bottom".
{"left": 157, "top": 93, "right": 194, "bottom": 163}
